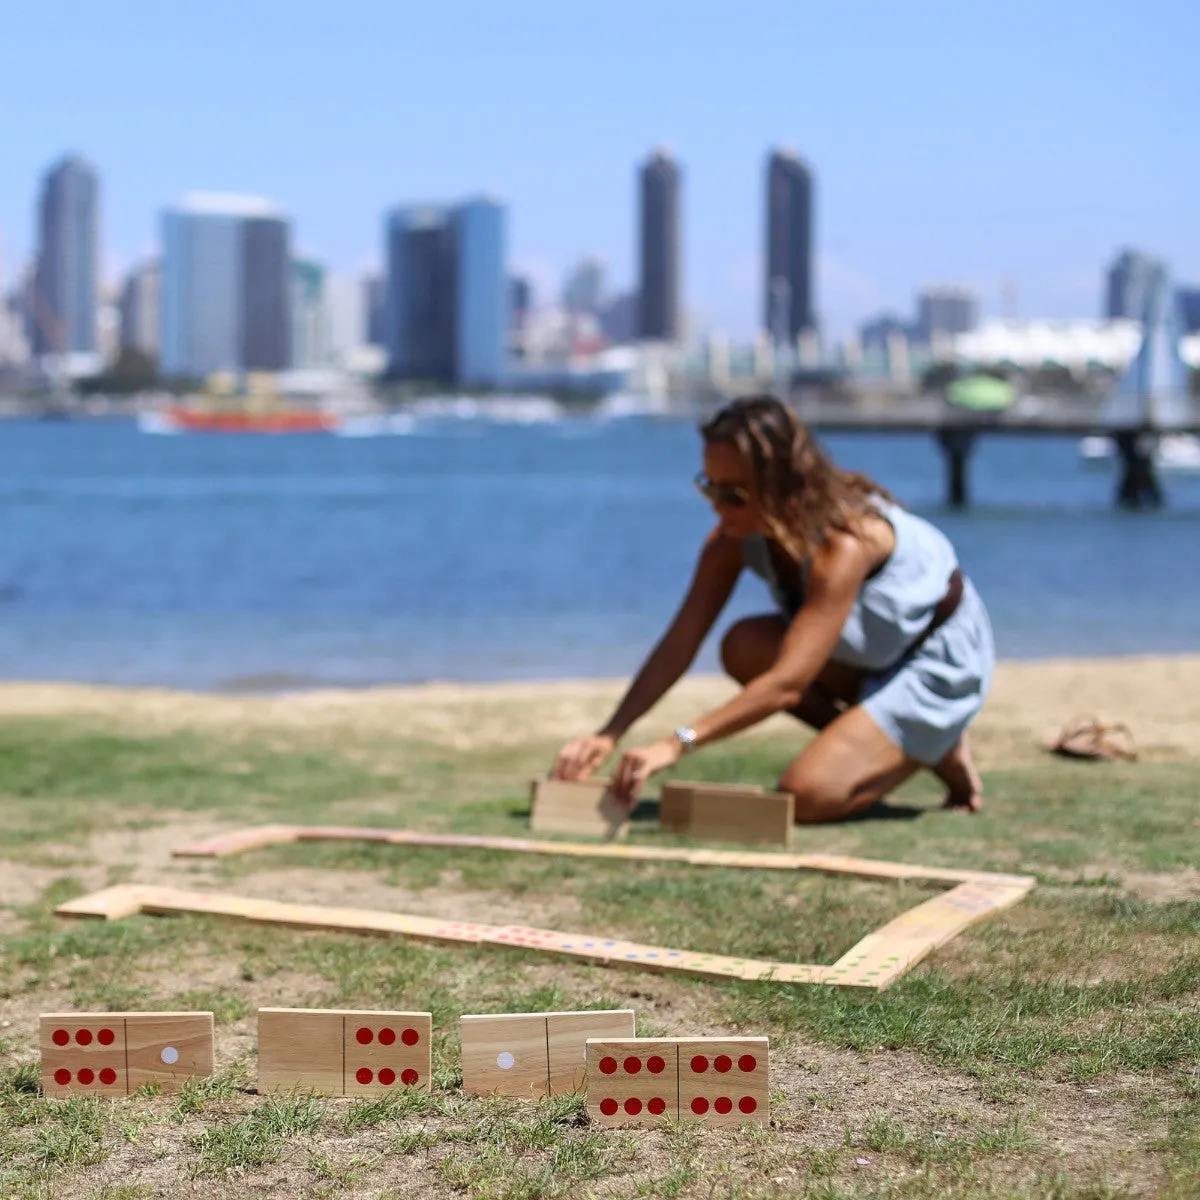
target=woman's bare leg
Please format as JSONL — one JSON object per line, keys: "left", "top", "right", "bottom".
{"left": 778, "top": 705, "right": 921, "bottom": 823}
{"left": 936, "top": 732, "right": 983, "bottom": 813}
{"left": 721, "top": 614, "right": 983, "bottom": 813}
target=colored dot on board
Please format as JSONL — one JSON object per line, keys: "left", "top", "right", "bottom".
{"left": 98, "top": 1029, "right": 115, "bottom": 1046}
{"left": 402, "top": 1028, "right": 419, "bottom": 1046}
{"left": 714, "top": 1055, "right": 732, "bottom": 1073}
{"left": 78, "top": 1068, "right": 95, "bottom": 1085}
{"left": 647, "top": 1055, "right": 666, "bottom": 1074}
{"left": 497, "top": 1052, "right": 515, "bottom": 1070}
{"left": 76, "top": 1030, "right": 93, "bottom": 1046}
{"left": 691, "top": 1056, "right": 709, "bottom": 1073}
{"left": 715, "top": 1097, "right": 733, "bottom": 1115}
{"left": 52, "top": 1030, "right": 69, "bottom": 1047}
{"left": 401, "top": 1069, "right": 418, "bottom": 1086}
{"left": 356, "top": 1068, "right": 374, "bottom": 1085}
{"left": 99, "top": 1068, "right": 118, "bottom": 1085}
{"left": 623, "top": 1056, "right": 642, "bottom": 1074}
{"left": 624, "top": 1098, "right": 643, "bottom": 1115}
{"left": 54, "top": 1068, "right": 71, "bottom": 1085}
{"left": 648, "top": 1097, "right": 667, "bottom": 1115}
{"left": 690, "top": 1097, "right": 709, "bottom": 1115}
{"left": 160, "top": 1047, "right": 180, "bottom": 1065}
{"left": 738, "top": 1055, "right": 757, "bottom": 1072}
{"left": 599, "top": 1098, "right": 618, "bottom": 1116}
{"left": 356, "top": 1027, "right": 373, "bottom": 1045}
{"left": 739, "top": 1096, "right": 758, "bottom": 1114}
{"left": 598, "top": 1057, "right": 618, "bottom": 1075}
{"left": 378, "top": 1028, "right": 396, "bottom": 1046}
{"left": 378, "top": 1068, "right": 396, "bottom": 1086}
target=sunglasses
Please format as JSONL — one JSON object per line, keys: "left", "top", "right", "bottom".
{"left": 694, "top": 473, "right": 750, "bottom": 508}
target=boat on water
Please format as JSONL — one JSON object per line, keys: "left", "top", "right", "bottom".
{"left": 1080, "top": 432, "right": 1200, "bottom": 473}
{"left": 139, "top": 404, "right": 340, "bottom": 434}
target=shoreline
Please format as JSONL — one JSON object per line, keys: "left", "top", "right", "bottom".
{"left": 1, "top": 652, "right": 1197, "bottom": 764}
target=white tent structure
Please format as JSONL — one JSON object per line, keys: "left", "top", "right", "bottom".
{"left": 951, "top": 319, "right": 1142, "bottom": 373}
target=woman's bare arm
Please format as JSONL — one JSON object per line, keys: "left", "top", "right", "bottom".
{"left": 663, "top": 530, "right": 870, "bottom": 747}
{"left": 596, "top": 527, "right": 743, "bottom": 740}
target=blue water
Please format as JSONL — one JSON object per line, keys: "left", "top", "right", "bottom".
{"left": 1, "top": 413, "right": 1198, "bottom": 690}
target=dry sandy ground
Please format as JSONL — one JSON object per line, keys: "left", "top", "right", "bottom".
{"left": 0, "top": 653, "right": 1197, "bottom": 764}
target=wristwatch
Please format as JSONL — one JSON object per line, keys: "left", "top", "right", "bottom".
{"left": 673, "top": 726, "right": 698, "bottom": 755}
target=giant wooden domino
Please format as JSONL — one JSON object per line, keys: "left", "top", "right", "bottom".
{"left": 529, "top": 778, "right": 630, "bottom": 840}
{"left": 257, "top": 1008, "right": 431, "bottom": 1096}
{"left": 659, "top": 781, "right": 795, "bottom": 848}
{"left": 586, "top": 1037, "right": 770, "bottom": 1128}
{"left": 40, "top": 1012, "right": 214, "bottom": 1097}
{"left": 460, "top": 1009, "right": 635, "bottom": 1098}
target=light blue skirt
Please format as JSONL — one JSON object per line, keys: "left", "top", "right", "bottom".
{"left": 857, "top": 578, "right": 995, "bottom": 766}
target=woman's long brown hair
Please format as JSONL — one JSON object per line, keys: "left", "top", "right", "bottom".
{"left": 700, "top": 394, "right": 894, "bottom": 561}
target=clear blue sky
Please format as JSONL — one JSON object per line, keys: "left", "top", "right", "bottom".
{"left": 2, "top": 0, "right": 1196, "bottom": 338}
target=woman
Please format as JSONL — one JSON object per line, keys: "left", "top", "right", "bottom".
{"left": 551, "top": 394, "right": 994, "bottom": 823}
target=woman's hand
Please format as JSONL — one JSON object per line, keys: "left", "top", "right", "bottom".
{"left": 611, "top": 738, "right": 683, "bottom": 807}
{"left": 551, "top": 733, "right": 617, "bottom": 781}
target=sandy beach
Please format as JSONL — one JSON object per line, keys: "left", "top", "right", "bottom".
{"left": 1, "top": 653, "right": 1196, "bottom": 763}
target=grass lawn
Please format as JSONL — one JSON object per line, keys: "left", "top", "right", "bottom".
{"left": 0, "top": 714, "right": 1198, "bottom": 1199}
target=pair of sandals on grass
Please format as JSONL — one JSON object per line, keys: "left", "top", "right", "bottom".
{"left": 1044, "top": 715, "right": 1139, "bottom": 762}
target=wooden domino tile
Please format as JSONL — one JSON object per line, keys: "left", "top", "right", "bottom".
{"left": 585, "top": 1037, "right": 769, "bottom": 1128}
{"left": 257, "top": 1009, "right": 431, "bottom": 1096}
{"left": 529, "top": 778, "right": 630, "bottom": 840}
{"left": 657, "top": 782, "right": 793, "bottom": 848}
{"left": 40, "top": 1012, "right": 214, "bottom": 1098}
{"left": 461, "top": 1009, "right": 635, "bottom": 1098}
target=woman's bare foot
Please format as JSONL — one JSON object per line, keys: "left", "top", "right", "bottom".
{"left": 935, "top": 733, "right": 983, "bottom": 814}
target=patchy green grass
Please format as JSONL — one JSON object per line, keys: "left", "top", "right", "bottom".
{"left": 0, "top": 715, "right": 1198, "bottom": 1198}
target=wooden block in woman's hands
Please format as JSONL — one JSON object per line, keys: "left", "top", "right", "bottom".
{"left": 529, "top": 778, "right": 630, "bottom": 840}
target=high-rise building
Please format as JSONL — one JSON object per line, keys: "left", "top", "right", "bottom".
{"left": 456, "top": 199, "right": 506, "bottom": 387}
{"left": 764, "top": 148, "right": 814, "bottom": 345}
{"left": 1177, "top": 286, "right": 1200, "bottom": 334}
{"left": 160, "top": 194, "right": 291, "bottom": 380}
{"left": 291, "top": 259, "right": 328, "bottom": 368}
{"left": 326, "top": 273, "right": 368, "bottom": 358}
{"left": 32, "top": 155, "right": 99, "bottom": 356}
{"left": 509, "top": 275, "right": 533, "bottom": 332}
{"left": 562, "top": 257, "right": 606, "bottom": 316}
{"left": 364, "top": 275, "right": 387, "bottom": 346}
{"left": 1105, "top": 249, "right": 1167, "bottom": 321}
{"left": 118, "top": 262, "right": 160, "bottom": 358}
{"left": 242, "top": 216, "right": 290, "bottom": 370}
{"left": 384, "top": 197, "right": 507, "bottom": 386}
{"left": 637, "top": 149, "right": 681, "bottom": 342}
{"left": 858, "top": 313, "right": 911, "bottom": 354}
{"left": 914, "top": 287, "right": 978, "bottom": 343}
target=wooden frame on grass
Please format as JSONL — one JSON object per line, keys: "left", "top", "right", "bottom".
{"left": 50, "top": 825, "right": 1035, "bottom": 991}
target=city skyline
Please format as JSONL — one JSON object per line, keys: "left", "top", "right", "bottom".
{"left": 2, "top": 0, "right": 1196, "bottom": 341}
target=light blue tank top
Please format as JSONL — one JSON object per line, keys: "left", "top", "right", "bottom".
{"left": 741, "top": 500, "right": 959, "bottom": 673}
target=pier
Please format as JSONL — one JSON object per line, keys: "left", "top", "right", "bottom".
{"left": 783, "top": 392, "right": 1200, "bottom": 511}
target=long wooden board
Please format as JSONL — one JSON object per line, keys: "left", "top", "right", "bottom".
{"left": 171, "top": 824, "right": 1028, "bottom": 888}
{"left": 54, "top": 872, "right": 1034, "bottom": 992}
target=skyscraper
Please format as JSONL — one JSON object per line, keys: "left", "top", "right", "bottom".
{"left": 1105, "top": 249, "right": 1167, "bottom": 321}
{"left": 384, "top": 197, "right": 507, "bottom": 386}
{"left": 291, "top": 259, "right": 329, "bottom": 368}
{"left": 242, "top": 215, "right": 290, "bottom": 370}
{"left": 456, "top": 199, "right": 507, "bottom": 387}
{"left": 914, "top": 287, "right": 978, "bottom": 343}
{"left": 32, "top": 155, "right": 99, "bottom": 356}
{"left": 562, "top": 257, "right": 606, "bottom": 316}
{"left": 764, "top": 148, "right": 814, "bottom": 345}
{"left": 637, "top": 149, "right": 681, "bottom": 342}
{"left": 118, "top": 262, "right": 160, "bottom": 358}
{"left": 159, "top": 194, "right": 291, "bottom": 380}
